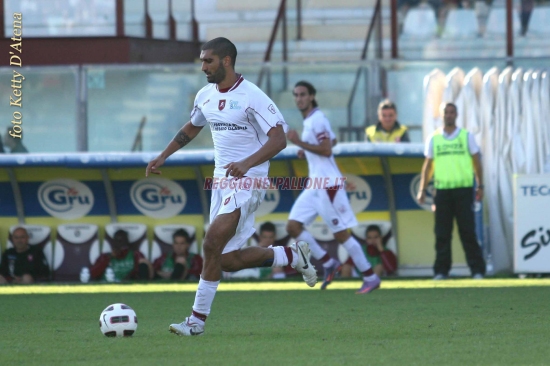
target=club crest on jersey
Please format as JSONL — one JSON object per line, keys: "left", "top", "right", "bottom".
{"left": 332, "top": 219, "right": 339, "bottom": 225}
{"left": 219, "top": 99, "right": 226, "bottom": 111}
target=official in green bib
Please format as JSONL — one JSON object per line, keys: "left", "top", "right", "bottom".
{"left": 417, "top": 103, "right": 486, "bottom": 279}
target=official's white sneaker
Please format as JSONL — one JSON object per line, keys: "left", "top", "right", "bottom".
{"left": 169, "top": 317, "right": 204, "bottom": 336}
{"left": 290, "top": 241, "right": 317, "bottom": 287}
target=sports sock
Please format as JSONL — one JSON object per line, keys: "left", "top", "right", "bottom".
{"left": 342, "top": 236, "right": 372, "bottom": 273}
{"left": 296, "top": 230, "right": 327, "bottom": 260}
{"left": 270, "top": 245, "right": 290, "bottom": 267}
{"left": 363, "top": 272, "right": 377, "bottom": 281}
{"left": 285, "top": 246, "right": 298, "bottom": 267}
{"left": 191, "top": 277, "right": 220, "bottom": 325}
{"left": 321, "top": 254, "right": 336, "bottom": 268}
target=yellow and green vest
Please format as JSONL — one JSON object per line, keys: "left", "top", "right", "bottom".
{"left": 432, "top": 128, "right": 474, "bottom": 189}
{"left": 366, "top": 123, "right": 408, "bottom": 142}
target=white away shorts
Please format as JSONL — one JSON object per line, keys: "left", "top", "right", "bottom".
{"left": 288, "top": 186, "right": 357, "bottom": 233}
{"left": 209, "top": 179, "right": 266, "bottom": 254}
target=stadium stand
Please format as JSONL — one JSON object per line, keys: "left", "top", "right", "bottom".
{"left": 484, "top": 7, "right": 521, "bottom": 38}
{"left": 338, "top": 221, "right": 396, "bottom": 264}
{"left": 442, "top": 9, "right": 479, "bottom": 39}
{"left": 250, "top": 221, "right": 292, "bottom": 247}
{"left": 151, "top": 224, "right": 198, "bottom": 263}
{"left": 401, "top": 5, "right": 438, "bottom": 39}
{"left": 104, "top": 223, "right": 149, "bottom": 260}
{"left": 6, "top": 225, "right": 53, "bottom": 270}
{"left": 525, "top": 6, "right": 550, "bottom": 37}
{"left": 52, "top": 224, "right": 102, "bottom": 282}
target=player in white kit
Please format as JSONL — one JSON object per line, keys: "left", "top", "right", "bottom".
{"left": 286, "top": 81, "right": 381, "bottom": 294}
{"left": 146, "top": 38, "right": 317, "bottom": 336}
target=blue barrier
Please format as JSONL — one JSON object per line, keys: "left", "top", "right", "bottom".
{"left": 0, "top": 142, "right": 425, "bottom": 168}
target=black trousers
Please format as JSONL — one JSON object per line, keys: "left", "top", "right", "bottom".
{"left": 433, "top": 187, "right": 486, "bottom": 276}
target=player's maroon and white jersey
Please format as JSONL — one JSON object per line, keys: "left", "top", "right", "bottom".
{"left": 190, "top": 75, "right": 288, "bottom": 177}
{"left": 301, "top": 108, "right": 342, "bottom": 184}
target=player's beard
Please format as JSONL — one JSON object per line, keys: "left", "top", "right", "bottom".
{"left": 207, "top": 63, "right": 226, "bottom": 84}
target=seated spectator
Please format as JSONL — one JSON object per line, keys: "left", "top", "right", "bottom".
{"left": 341, "top": 224, "right": 397, "bottom": 278}
{"left": 153, "top": 229, "right": 203, "bottom": 281}
{"left": 0, "top": 227, "right": 49, "bottom": 284}
{"left": 365, "top": 100, "right": 410, "bottom": 143}
{"left": 4, "top": 127, "right": 28, "bottom": 153}
{"left": 90, "top": 229, "right": 153, "bottom": 281}
{"left": 256, "top": 222, "right": 286, "bottom": 280}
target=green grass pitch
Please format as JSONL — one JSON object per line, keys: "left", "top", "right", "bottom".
{"left": 1, "top": 279, "right": 550, "bottom": 366}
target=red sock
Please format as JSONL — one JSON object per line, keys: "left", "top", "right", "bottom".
{"left": 192, "top": 310, "right": 207, "bottom": 322}
{"left": 320, "top": 253, "right": 331, "bottom": 264}
{"left": 362, "top": 268, "right": 374, "bottom": 277}
{"left": 284, "top": 247, "right": 293, "bottom": 265}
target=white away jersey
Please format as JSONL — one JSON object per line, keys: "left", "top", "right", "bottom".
{"left": 190, "top": 75, "right": 288, "bottom": 177}
{"left": 301, "top": 108, "right": 342, "bottom": 183}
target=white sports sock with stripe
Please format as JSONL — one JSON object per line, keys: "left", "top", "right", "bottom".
{"left": 191, "top": 277, "right": 220, "bottom": 325}
{"left": 343, "top": 236, "right": 372, "bottom": 273}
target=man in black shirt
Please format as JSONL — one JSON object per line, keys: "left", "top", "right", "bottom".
{"left": 0, "top": 227, "right": 49, "bottom": 284}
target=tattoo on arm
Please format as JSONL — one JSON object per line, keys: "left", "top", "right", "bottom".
{"left": 173, "top": 130, "right": 192, "bottom": 147}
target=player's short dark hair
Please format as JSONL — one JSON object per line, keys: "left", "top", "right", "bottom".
{"left": 259, "top": 222, "right": 276, "bottom": 234}
{"left": 173, "top": 229, "right": 190, "bottom": 243}
{"left": 378, "top": 99, "right": 397, "bottom": 114}
{"left": 114, "top": 229, "right": 128, "bottom": 240}
{"left": 201, "top": 37, "right": 237, "bottom": 67}
{"left": 366, "top": 224, "right": 382, "bottom": 236}
{"left": 294, "top": 80, "right": 318, "bottom": 108}
{"left": 444, "top": 102, "right": 457, "bottom": 112}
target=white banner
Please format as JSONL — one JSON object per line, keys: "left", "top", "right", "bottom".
{"left": 514, "top": 175, "right": 550, "bottom": 273}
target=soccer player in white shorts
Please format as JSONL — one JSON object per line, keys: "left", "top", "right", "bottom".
{"left": 286, "top": 81, "right": 381, "bottom": 294}
{"left": 146, "top": 38, "right": 317, "bottom": 336}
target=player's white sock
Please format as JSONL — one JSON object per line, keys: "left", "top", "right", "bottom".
{"left": 191, "top": 277, "right": 220, "bottom": 325}
{"left": 272, "top": 272, "right": 286, "bottom": 279}
{"left": 364, "top": 273, "right": 378, "bottom": 281}
{"left": 343, "top": 236, "right": 372, "bottom": 273}
{"left": 296, "top": 230, "right": 327, "bottom": 260}
{"left": 322, "top": 257, "right": 337, "bottom": 268}
{"left": 270, "top": 245, "right": 290, "bottom": 267}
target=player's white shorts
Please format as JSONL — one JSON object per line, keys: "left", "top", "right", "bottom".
{"left": 209, "top": 178, "right": 265, "bottom": 254}
{"left": 289, "top": 186, "right": 357, "bottom": 233}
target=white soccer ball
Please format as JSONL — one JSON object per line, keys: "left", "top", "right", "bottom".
{"left": 99, "top": 303, "right": 138, "bottom": 337}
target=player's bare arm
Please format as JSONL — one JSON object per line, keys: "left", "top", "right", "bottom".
{"left": 223, "top": 124, "right": 287, "bottom": 178}
{"left": 287, "top": 129, "right": 332, "bottom": 157}
{"left": 417, "top": 157, "right": 434, "bottom": 204}
{"left": 145, "top": 121, "right": 204, "bottom": 177}
{"left": 472, "top": 152, "right": 484, "bottom": 201}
